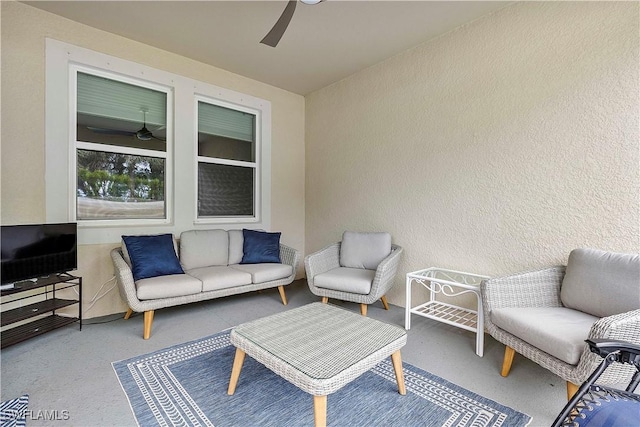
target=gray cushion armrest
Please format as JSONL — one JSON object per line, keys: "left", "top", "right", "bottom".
{"left": 110, "top": 248, "right": 143, "bottom": 311}
{"left": 482, "top": 266, "right": 565, "bottom": 312}
{"left": 368, "top": 245, "right": 403, "bottom": 298}
{"left": 304, "top": 243, "right": 341, "bottom": 286}
{"left": 279, "top": 243, "right": 301, "bottom": 279}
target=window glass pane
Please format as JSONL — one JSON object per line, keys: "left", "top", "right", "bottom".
{"left": 77, "top": 72, "right": 167, "bottom": 151}
{"left": 77, "top": 149, "right": 165, "bottom": 220}
{"left": 198, "top": 163, "right": 254, "bottom": 217}
{"left": 198, "top": 101, "right": 255, "bottom": 162}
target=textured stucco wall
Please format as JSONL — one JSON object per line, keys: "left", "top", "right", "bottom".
{"left": 0, "top": 2, "right": 305, "bottom": 318}
{"left": 305, "top": 1, "right": 639, "bottom": 308}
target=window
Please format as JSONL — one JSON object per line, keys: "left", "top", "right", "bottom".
{"left": 73, "top": 70, "right": 171, "bottom": 222}
{"left": 196, "top": 99, "right": 259, "bottom": 221}
{"left": 46, "top": 39, "right": 271, "bottom": 245}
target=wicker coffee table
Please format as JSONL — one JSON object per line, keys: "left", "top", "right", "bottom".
{"left": 227, "top": 302, "right": 408, "bottom": 427}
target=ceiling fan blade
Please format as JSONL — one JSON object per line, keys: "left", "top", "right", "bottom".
{"left": 261, "top": 0, "right": 297, "bottom": 47}
{"left": 87, "top": 126, "right": 136, "bottom": 136}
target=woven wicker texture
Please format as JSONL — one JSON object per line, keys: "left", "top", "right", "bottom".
{"left": 305, "top": 243, "right": 403, "bottom": 305}
{"left": 482, "top": 266, "right": 640, "bottom": 386}
{"left": 231, "top": 302, "right": 407, "bottom": 395}
{"left": 111, "top": 242, "right": 300, "bottom": 313}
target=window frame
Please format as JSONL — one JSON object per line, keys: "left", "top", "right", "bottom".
{"left": 70, "top": 64, "right": 174, "bottom": 226}
{"left": 45, "top": 39, "right": 272, "bottom": 246}
{"left": 194, "top": 95, "right": 261, "bottom": 224}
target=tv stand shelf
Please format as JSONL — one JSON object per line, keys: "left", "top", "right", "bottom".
{"left": 1, "top": 273, "right": 82, "bottom": 348}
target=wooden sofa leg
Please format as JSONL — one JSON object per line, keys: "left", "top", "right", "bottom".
{"left": 143, "top": 310, "right": 154, "bottom": 340}
{"left": 321, "top": 297, "right": 329, "bottom": 304}
{"left": 124, "top": 308, "right": 133, "bottom": 320}
{"left": 501, "top": 346, "right": 515, "bottom": 377}
{"left": 360, "top": 304, "right": 368, "bottom": 316}
{"left": 566, "top": 381, "right": 579, "bottom": 400}
{"left": 380, "top": 295, "right": 390, "bottom": 310}
{"left": 277, "top": 286, "right": 288, "bottom": 305}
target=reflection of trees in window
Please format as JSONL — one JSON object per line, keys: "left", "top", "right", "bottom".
{"left": 77, "top": 150, "right": 164, "bottom": 202}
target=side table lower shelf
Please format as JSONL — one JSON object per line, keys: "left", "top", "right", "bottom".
{"left": 1, "top": 315, "right": 79, "bottom": 349}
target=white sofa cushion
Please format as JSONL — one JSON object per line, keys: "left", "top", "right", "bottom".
{"left": 314, "top": 267, "right": 375, "bottom": 295}
{"left": 231, "top": 263, "right": 293, "bottom": 284}
{"left": 180, "top": 230, "right": 229, "bottom": 270}
{"left": 492, "top": 307, "right": 598, "bottom": 365}
{"left": 136, "top": 274, "right": 202, "bottom": 300}
{"left": 187, "top": 266, "right": 252, "bottom": 292}
{"left": 561, "top": 248, "right": 640, "bottom": 318}
{"left": 339, "top": 231, "right": 391, "bottom": 270}
{"left": 228, "top": 230, "right": 244, "bottom": 265}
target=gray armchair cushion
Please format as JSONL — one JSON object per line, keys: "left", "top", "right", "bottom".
{"left": 339, "top": 231, "right": 391, "bottom": 270}
{"left": 180, "top": 230, "right": 229, "bottom": 270}
{"left": 314, "top": 267, "right": 375, "bottom": 295}
{"left": 492, "top": 307, "right": 599, "bottom": 365}
{"left": 560, "top": 248, "right": 640, "bottom": 318}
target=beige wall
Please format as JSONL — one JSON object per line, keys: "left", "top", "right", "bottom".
{"left": 0, "top": 2, "right": 305, "bottom": 318}
{"left": 305, "top": 2, "right": 639, "bottom": 308}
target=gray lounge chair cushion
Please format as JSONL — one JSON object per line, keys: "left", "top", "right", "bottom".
{"left": 339, "top": 231, "right": 391, "bottom": 270}
{"left": 187, "top": 266, "right": 252, "bottom": 292}
{"left": 231, "top": 263, "right": 293, "bottom": 284}
{"left": 314, "top": 267, "right": 375, "bottom": 295}
{"left": 136, "top": 273, "right": 202, "bottom": 300}
{"left": 561, "top": 248, "right": 640, "bottom": 318}
{"left": 492, "top": 307, "right": 598, "bottom": 365}
{"left": 180, "top": 230, "right": 229, "bottom": 270}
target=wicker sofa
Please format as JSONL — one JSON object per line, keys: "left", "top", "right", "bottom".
{"left": 111, "top": 229, "right": 300, "bottom": 339}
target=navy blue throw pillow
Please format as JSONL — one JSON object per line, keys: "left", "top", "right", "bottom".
{"left": 241, "top": 229, "right": 281, "bottom": 264}
{"left": 122, "top": 234, "right": 184, "bottom": 281}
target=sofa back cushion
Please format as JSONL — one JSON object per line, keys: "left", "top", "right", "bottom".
{"left": 180, "top": 229, "right": 229, "bottom": 270}
{"left": 560, "top": 248, "right": 640, "bottom": 318}
{"left": 339, "top": 231, "right": 392, "bottom": 270}
{"left": 228, "top": 229, "right": 244, "bottom": 265}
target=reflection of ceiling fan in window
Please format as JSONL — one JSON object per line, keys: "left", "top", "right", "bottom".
{"left": 87, "top": 110, "right": 165, "bottom": 141}
{"left": 261, "top": 0, "right": 323, "bottom": 47}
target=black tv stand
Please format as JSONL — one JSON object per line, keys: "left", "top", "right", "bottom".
{"left": 1, "top": 273, "right": 82, "bottom": 348}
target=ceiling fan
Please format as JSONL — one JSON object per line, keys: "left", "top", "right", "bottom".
{"left": 87, "top": 110, "right": 165, "bottom": 141}
{"left": 261, "top": 0, "right": 323, "bottom": 47}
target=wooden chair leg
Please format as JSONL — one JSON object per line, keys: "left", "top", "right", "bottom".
{"left": 566, "top": 381, "right": 579, "bottom": 400}
{"left": 143, "top": 310, "right": 154, "bottom": 340}
{"left": 380, "top": 295, "right": 390, "bottom": 310}
{"left": 501, "top": 346, "right": 515, "bottom": 377}
{"left": 277, "top": 286, "right": 288, "bottom": 305}
{"left": 360, "top": 304, "right": 368, "bottom": 316}
{"left": 124, "top": 308, "right": 133, "bottom": 320}
{"left": 321, "top": 297, "right": 329, "bottom": 304}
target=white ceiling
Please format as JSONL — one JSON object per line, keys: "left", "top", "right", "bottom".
{"left": 24, "top": 0, "right": 508, "bottom": 95}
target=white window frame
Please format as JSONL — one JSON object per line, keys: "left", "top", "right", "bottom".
{"left": 194, "top": 95, "right": 261, "bottom": 224}
{"left": 70, "top": 65, "right": 174, "bottom": 226}
{"left": 45, "top": 39, "right": 272, "bottom": 245}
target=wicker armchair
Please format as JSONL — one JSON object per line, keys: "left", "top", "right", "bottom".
{"left": 305, "top": 232, "right": 403, "bottom": 316}
{"left": 482, "top": 248, "right": 640, "bottom": 400}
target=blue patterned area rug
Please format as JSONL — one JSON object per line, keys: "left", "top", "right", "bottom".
{"left": 113, "top": 330, "right": 531, "bottom": 427}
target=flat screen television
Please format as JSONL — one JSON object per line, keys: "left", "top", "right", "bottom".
{"left": 1, "top": 223, "right": 77, "bottom": 284}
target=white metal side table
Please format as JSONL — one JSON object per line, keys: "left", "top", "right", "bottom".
{"left": 405, "top": 267, "right": 489, "bottom": 357}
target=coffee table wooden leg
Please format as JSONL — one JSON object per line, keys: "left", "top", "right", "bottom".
{"left": 313, "top": 395, "right": 327, "bottom": 427}
{"left": 227, "top": 348, "right": 246, "bottom": 395}
{"left": 391, "top": 351, "right": 406, "bottom": 395}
